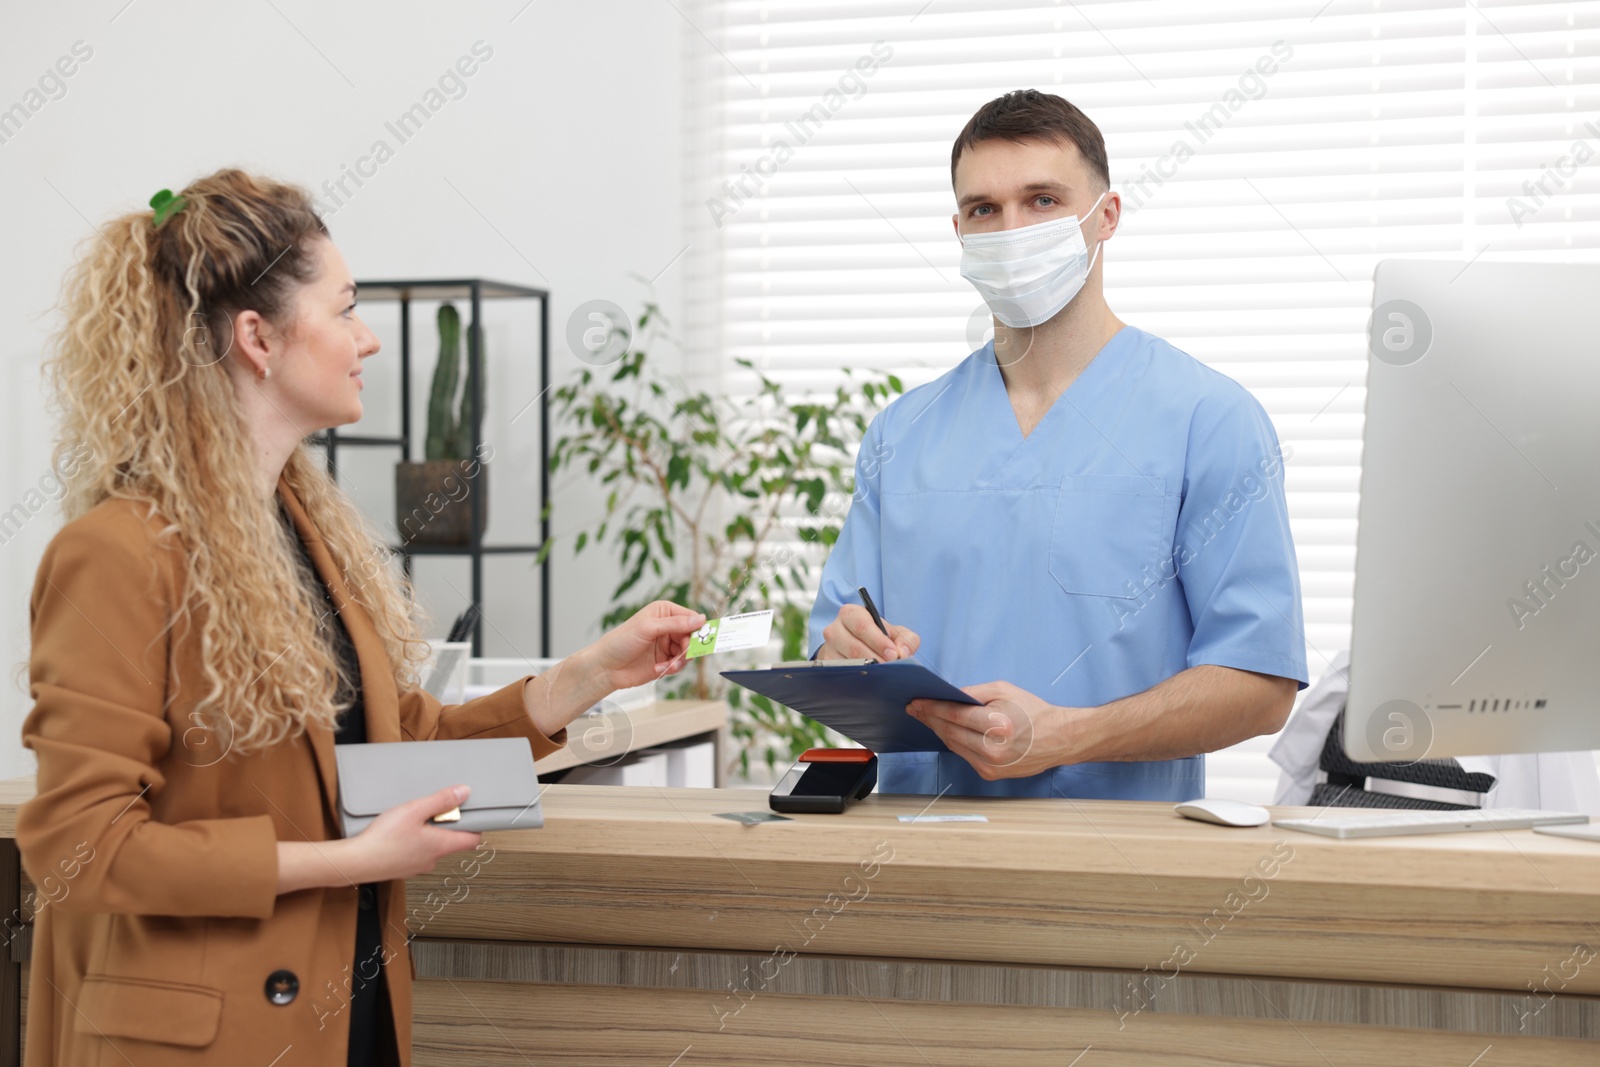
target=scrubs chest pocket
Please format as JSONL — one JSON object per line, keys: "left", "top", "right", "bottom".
{"left": 1048, "top": 474, "right": 1172, "bottom": 598}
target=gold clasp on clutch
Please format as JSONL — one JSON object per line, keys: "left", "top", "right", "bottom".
{"left": 432, "top": 806, "right": 462, "bottom": 824}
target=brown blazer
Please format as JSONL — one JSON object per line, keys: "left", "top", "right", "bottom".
{"left": 17, "top": 479, "right": 566, "bottom": 1066}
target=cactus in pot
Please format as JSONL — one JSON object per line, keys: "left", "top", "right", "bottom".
{"left": 395, "top": 303, "right": 487, "bottom": 545}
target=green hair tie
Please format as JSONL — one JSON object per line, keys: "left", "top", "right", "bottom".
{"left": 149, "top": 188, "right": 187, "bottom": 227}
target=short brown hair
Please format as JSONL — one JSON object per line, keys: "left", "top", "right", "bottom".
{"left": 951, "top": 90, "right": 1110, "bottom": 190}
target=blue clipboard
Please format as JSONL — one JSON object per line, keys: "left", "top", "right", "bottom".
{"left": 720, "top": 659, "right": 981, "bottom": 753}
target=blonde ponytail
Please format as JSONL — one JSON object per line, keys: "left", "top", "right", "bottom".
{"left": 43, "top": 169, "right": 429, "bottom": 755}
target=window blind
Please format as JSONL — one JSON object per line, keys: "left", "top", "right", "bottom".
{"left": 682, "top": 0, "right": 1600, "bottom": 796}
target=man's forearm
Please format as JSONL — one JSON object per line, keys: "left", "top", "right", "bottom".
{"left": 1060, "top": 665, "right": 1296, "bottom": 765}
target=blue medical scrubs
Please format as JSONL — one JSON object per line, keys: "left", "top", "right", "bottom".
{"left": 807, "top": 325, "right": 1309, "bottom": 800}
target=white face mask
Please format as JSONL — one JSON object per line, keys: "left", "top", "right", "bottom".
{"left": 958, "top": 190, "right": 1108, "bottom": 329}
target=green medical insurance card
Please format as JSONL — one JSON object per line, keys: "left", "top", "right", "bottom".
{"left": 686, "top": 610, "right": 774, "bottom": 659}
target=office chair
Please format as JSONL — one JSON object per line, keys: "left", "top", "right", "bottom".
{"left": 1310, "top": 710, "right": 1497, "bottom": 810}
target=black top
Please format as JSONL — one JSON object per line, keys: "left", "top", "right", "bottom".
{"left": 277, "top": 505, "right": 389, "bottom": 1067}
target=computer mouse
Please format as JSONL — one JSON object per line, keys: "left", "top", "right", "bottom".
{"left": 1174, "top": 798, "right": 1271, "bottom": 828}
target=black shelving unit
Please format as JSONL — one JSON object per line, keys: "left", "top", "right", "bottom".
{"left": 317, "top": 278, "right": 551, "bottom": 657}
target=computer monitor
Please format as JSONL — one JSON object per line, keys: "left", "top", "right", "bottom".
{"left": 1343, "top": 259, "right": 1600, "bottom": 763}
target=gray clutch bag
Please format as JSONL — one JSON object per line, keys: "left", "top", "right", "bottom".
{"left": 333, "top": 737, "right": 544, "bottom": 838}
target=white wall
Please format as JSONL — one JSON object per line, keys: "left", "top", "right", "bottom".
{"left": 0, "top": 0, "right": 685, "bottom": 780}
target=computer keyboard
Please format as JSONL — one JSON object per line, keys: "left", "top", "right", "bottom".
{"left": 1273, "top": 807, "right": 1588, "bottom": 839}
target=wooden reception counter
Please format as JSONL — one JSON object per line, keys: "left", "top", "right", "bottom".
{"left": 4, "top": 779, "right": 1599, "bottom": 1065}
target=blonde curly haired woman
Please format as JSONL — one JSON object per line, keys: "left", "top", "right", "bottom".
{"left": 16, "top": 169, "right": 704, "bottom": 1067}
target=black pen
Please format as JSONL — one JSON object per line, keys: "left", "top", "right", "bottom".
{"left": 447, "top": 604, "right": 480, "bottom": 644}
{"left": 857, "top": 586, "right": 891, "bottom": 638}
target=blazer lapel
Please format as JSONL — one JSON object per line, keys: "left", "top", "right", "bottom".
{"left": 278, "top": 477, "right": 406, "bottom": 828}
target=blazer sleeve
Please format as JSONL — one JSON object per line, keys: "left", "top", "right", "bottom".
{"left": 397, "top": 679, "right": 570, "bottom": 760}
{"left": 17, "top": 512, "right": 279, "bottom": 919}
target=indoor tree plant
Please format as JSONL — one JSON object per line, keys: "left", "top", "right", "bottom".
{"left": 395, "top": 303, "right": 486, "bottom": 545}
{"left": 546, "top": 302, "right": 902, "bottom": 775}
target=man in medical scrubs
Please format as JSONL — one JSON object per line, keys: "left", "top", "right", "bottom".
{"left": 808, "top": 89, "right": 1309, "bottom": 800}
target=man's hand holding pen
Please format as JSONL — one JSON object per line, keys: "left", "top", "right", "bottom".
{"left": 817, "top": 588, "right": 921, "bottom": 662}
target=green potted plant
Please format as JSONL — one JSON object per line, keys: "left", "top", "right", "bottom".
{"left": 547, "top": 302, "right": 901, "bottom": 775}
{"left": 395, "top": 303, "right": 485, "bottom": 545}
